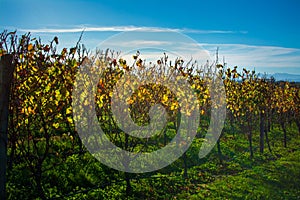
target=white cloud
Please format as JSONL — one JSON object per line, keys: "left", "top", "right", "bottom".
{"left": 200, "top": 43, "right": 300, "bottom": 69}
{"left": 105, "top": 40, "right": 174, "bottom": 47}
{"left": 19, "top": 25, "right": 245, "bottom": 34}
{"left": 14, "top": 25, "right": 300, "bottom": 74}
{"left": 111, "top": 42, "right": 300, "bottom": 74}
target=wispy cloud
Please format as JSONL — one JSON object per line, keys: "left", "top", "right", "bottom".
{"left": 106, "top": 40, "right": 174, "bottom": 47}
{"left": 200, "top": 43, "right": 300, "bottom": 68}
{"left": 14, "top": 25, "right": 300, "bottom": 74}
{"left": 19, "top": 25, "right": 246, "bottom": 34}
{"left": 103, "top": 40, "right": 300, "bottom": 74}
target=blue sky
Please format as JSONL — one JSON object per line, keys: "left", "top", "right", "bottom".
{"left": 1, "top": 0, "right": 300, "bottom": 75}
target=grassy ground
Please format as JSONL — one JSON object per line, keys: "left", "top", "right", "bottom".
{"left": 64, "top": 125, "right": 300, "bottom": 200}
{"left": 7, "top": 124, "right": 300, "bottom": 199}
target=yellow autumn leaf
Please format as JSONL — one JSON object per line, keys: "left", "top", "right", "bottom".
{"left": 53, "top": 123, "right": 60, "bottom": 129}
{"left": 161, "top": 94, "right": 168, "bottom": 104}
{"left": 200, "top": 109, "right": 205, "bottom": 115}
{"left": 170, "top": 102, "right": 178, "bottom": 111}
{"left": 66, "top": 107, "right": 72, "bottom": 115}
{"left": 27, "top": 106, "right": 35, "bottom": 114}
{"left": 32, "top": 66, "right": 39, "bottom": 72}
{"left": 67, "top": 116, "right": 73, "bottom": 124}
{"left": 126, "top": 98, "right": 134, "bottom": 105}
{"left": 39, "top": 127, "right": 44, "bottom": 133}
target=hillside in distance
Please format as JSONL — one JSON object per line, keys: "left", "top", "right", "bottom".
{"left": 271, "top": 73, "right": 300, "bottom": 82}
{"left": 258, "top": 73, "right": 300, "bottom": 82}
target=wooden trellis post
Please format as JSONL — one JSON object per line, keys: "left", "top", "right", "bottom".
{"left": 0, "top": 54, "right": 14, "bottom": 199}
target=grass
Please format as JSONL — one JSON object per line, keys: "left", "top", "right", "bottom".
{"left": 6, "top": 122, "right": 300, "bottom": 199}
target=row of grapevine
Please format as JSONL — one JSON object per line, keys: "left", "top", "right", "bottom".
{"left": 221, "top": 64, "right": 299, "bottom": 157}
{"left": 0, "top": 31, "right": 299, "bottom": 198}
